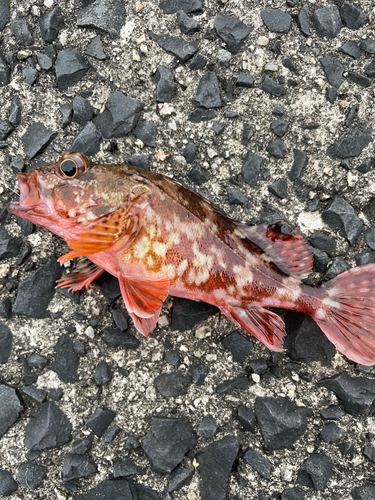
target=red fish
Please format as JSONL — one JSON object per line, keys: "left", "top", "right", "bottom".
{"left": 6, "top": 152, "right": 375, "bottom": 365}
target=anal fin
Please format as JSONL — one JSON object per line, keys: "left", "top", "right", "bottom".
{"left": 221, "top": 306, "right": 285, "bottom": 351}
{"left": 118, "top": 275, "right": 170, "bottom": 338}
{"left": 56, "top": 258, "right": 104, "bottom": 292}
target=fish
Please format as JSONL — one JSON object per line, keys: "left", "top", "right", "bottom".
{"left": 6, "top": 152, "right": 375, "bottom": 365}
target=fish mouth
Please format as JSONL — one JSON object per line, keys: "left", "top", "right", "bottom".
{"left": 6, "top": 172, "right": 41, "bottom": 215}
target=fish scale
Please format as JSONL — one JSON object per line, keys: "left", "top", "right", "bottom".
{"left": 6, "top": 152, "right": 375, "bottom": 366}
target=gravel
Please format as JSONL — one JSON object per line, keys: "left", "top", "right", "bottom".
{"left": 1, "top": 0, "right": 375, "bottom": 498}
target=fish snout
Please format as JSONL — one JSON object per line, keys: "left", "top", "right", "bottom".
{"left": 17, "top": 171, "right": 41, "bottom": 207}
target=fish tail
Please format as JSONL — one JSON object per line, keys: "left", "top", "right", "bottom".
{"left": 312, "top": 263, "right": 375, "bottom": 366}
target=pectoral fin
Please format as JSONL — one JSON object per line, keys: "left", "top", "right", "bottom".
{"left": 56, "top": 258, "right": 104, "bottom": 292}
{"left": 118, "top": 275, "right": 170, "bottom": 338}
{"left": 220, "top": 306, "right": 285, "bottom": 351}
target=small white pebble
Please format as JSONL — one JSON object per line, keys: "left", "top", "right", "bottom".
{"left": 257, "top": 36, "right": 269, "bottom": 46}
{"left": 84, "top": 326, "right": 95, "bottom": 339}
{"left": 251, "top": 373, "right": 260, "bottom": 383}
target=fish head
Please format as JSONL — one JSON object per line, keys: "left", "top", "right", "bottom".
{"left": 6, "top": 152, "right": 148, "bottom": 239}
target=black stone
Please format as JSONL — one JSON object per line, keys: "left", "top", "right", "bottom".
{"left": 11, "top": 19, "right": 34, "bottom": 46}
{"left": 289, "top": 149, "right": 308, "bottom": 181}
{"left": 248, "top": 358, "right": 268, "bottom": 374}
{"left": 188, "top": 164, "right": 210, "bottom": 185}
{"left": 113, "top": 458, "right": 145, "bottom": 478}
{"left": 236, "top": 73, "right": 255, "bottom": 88}
{"left": 86, "top": 35, "right": 106, "bottom": 60}
{"left": 159, "top": 0, "right": 203, "bottom": 15}
{"left": 197, "top": 415, "right": 216, "bottom": 439}
{"left": 141, "top": 417, "right": 197, "bottom": 473}
{"left": 285, "top": 311, "right": 335, "bottom": 365}
{"left": 189, "top": 53, "right": 207, "bottom": 71}
{"left": 241, "top": 125, "right": 254, "bottom": 146}
{"left": 222, "top": 330, "right": 253, "bottom": 362}
{"left": 37, "top": 53, "right": 53, "bottom": 70}
{"left": 320, "top": 405, "right": 345, "bottom": 420}
{"left": 193, "top": 71, "right": 221, "bottom": 109}
{"left": 111, "top": 309, "right": 128, "bottom": 331}
{"left": 326, "top": 87, "right": 337, "bottom": 104}
{"left": 188, "top": 108, "right": 216, "bottom": 123}
{"left": 95, "top": 360, "right": 113, "bottom": 385}
{"left": 21, "top": 385, "right": 47, "bottom": 403}
{"left": 17, "top": 462, "right": 47, "bottom": 490}
{"left": 94, "top": 91, "right": 144, "bottom": 138}
{"left": 365, "top": 228, "right": 375, "bottom": 251}
{"left": 216, "top": 376, "right": 250, "bottom": 394}
{"left": 103, "top": 425, "right": 121, "bottom": 443}
{"left": 347, "top": 71, "right": 371, "bottom": 88}
{"left": 360, "top": 39, "right": 375, "bottom": 54}
{"left": 297, "top": 454, "right": 333, "bottom": 490}
{"left": 60, "top": 103, "right": 73, "bottom": 129}
{"left": 254, "top": 397, "right": 308, "bottom": 451}
{"left": 167, "top": 464, "right": 195, "bottom": 493}
{"left": 0, "top": 298, "right": 12, "bottom": 319}
{"left": 154, "top": 371, "right": 192, "bottom": 397}
{"left": 13, "top": 258, "right": 62, "bottom": 318}
{"left": 125, "top": 435, "right": 140, "bottom": 449}
{"left": 171, "top": 297, "right": 217, "bottom": 331}
{"left": 8, "top": 97, "right": 22, "bottom": 126}
{"left": 237, "top": 405, "right": 256, "bottom": 432}
{"left": 196, "top": 436, "right": 239, "bottom": 500}
{"left": 268, "top": 178, "right": 288, "bottom": 199}
{"left": 63, "top": 453, "right": 96, "bottom": 481}
{"left": 243, "top": 448, "right": 271, "bottom": 480}
{"left": 125, "top": 155, "right": 150, "bottom": 170}
{"left": 227, "top": 188, "right": 247, "bottom": 205}
{"left": 355, "top": 251, "right": 375, "bottom": 266}
{"left": 25, "top": 402, "right": 72, "bottom": 450}
{"left": 321, "top": 422, "right": 345, "bottom": 443}
{"left": 0, "top": 120, "right": 13, "bottom": 141}
{"left": 364, "top": 447, "right": 375, "bottom": 462}
{"left": 322, "top": 197, "right": 363, "bottom": 245}
{"left": 340, "top": 41, "right": 361, "bottom": 59}
{"left": 267, "top": 141, "right": 287, "bottom": 160}
{"left": 262, "top": 77, "right": 285, "bottom": 97}
{"left": 318, "top": 372, "right": 375, "bottom": 415}
{"left": 0, "top": 384, "right": 23, "bottom": 439}
{"left": 0, "top": 469, "right": 17, "bottom": 496}
{"left": 214, "top": 14, "right": 250, "bottom": 54}
{"left": 0, "top": 227, "right": 20, "bottom": 260}
{"left": 77, "top": 0, "right": 126, "bottom": 39}
{"left": 70, "top": 436, "right": 93, "bottom": 454}
{"left": 148, "top": 32, "right": 198, "bottom": 62}
{"left": 55, "top": 48, "right": 89, "bottom": 91}
{"left": 320, "top": 55, "right": 344, "bottom": 88}
{"left": 75, "top": 479, "right": 132, "bottom": 499}
{"left": 312, "top": 6, "right": 342, "bottom": 38}
{"left": 0, "top": 0, "right": 10, "bottom": 31}
{"left": 51, "top": 334, "right": 80, "bottom": 383}
{"left": 271, "top": 120, "right": 289, "bottom": 137}
{"left": 86, "top": 407, "right": 116, "bottom": 436}
{"left": 39, "top": 6, "right": 64, "bottom": 42}
{"left": 261, "top": 8, "right": 291, "bottom": 33}
{"left": 365, "top": 60, "right": 375, "bottom": 78}
{"left": 352, "top": 485, "right": 375, "bottom": 500}
{"left": 323, "top": 256, "right": 350, "bottom": 280}
{"left": 190, "top": 363, "right": 209, "bottom": 385}
{"left": 311, "top": 247, "right": 329, "bottom": 271}
{"left": 72, "top": 96, "right": 94, "bottom": 125}
{"left": 281, "top": 488, "right": 304, "bottom": 500}
{"left": 0, "top": 53, "right": 10, "bottom": 86}
{"left": 357, "top": 157, "right": 374, "bottom": 174}
{"left": 297, "top": 4, "right": 310, "bottom": 36}
{"left": 165, "top": 350, "right": 180, "bottom": 366}
{"left": 154, "top": 65, "right": 174, "bottom": 103}
{"left": 21, "top": 122, "right": 57, "bottom": 160}
{"left": 102, "top": 327, "right": 139, "bottom": 350}
{"left": 177, "top": 11, "right": 200, "bottom": 35}
{"left": 309, "top": 232, "right": 336, "bottom": 256}
{"left": 345, "top": 104, "right": 359, "bottom": 128}
{"left": 10, "top": 157, "right": 25, "bottom": 175}
{"left": 340, "top": 2, "right": 367, "bottom": 30}
{"left": 134, "top": 120, "right": 156, "bottom": 147}
{"left": 23, "top": 68, "right": 38, "bottom": 86}
{"left": 71, "top": 121, "right": 102, "bottom": 156}
{"left": 224, "top": 111, "right": 239, "bottom": 119}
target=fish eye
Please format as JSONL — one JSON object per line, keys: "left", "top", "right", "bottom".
{"left": 57, "top": 153, "right": 90, "bottom": 179}
{"left": 59, "top": 159, "right": 78, "bottom": 178}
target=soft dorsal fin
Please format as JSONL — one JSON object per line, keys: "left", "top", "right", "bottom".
{"left": 58, "top": 206, "right": 139, "bottom": 264}
{"left": 237, "top": 220, "right": 313, "bottom": 280}
{"left": 118, "top": 275, "right": 170, "bottom": 338}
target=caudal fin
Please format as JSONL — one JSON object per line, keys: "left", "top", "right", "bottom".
{"left": 314, "top": 263, "right": 375, "bottom": 366}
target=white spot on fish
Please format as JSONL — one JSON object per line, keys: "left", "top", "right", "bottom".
{"left": 213, "top": 289, "right": 228, "bottom": 302}
{"left": 177, "top": 259, "right": 188, "bottom": 276}
{"left": 165, "top": 264, "right": 176, "bottom": 280}
{"left": 195, "top": 269, "right": 209, "bottom": 286}
{"left": 323, "top": 298, "right": 340, "bottom": 309}
{"left": 147, "top": 255, "right": 155, "bottom": 267}
{"left": 134, "top": 236, "right": 150, "bottom": 259}
{"left": 153, "top": 241, "right": 167, "bottom": 257}
{"left": 315, "top": 308, "right": 327, "bottom": 320}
